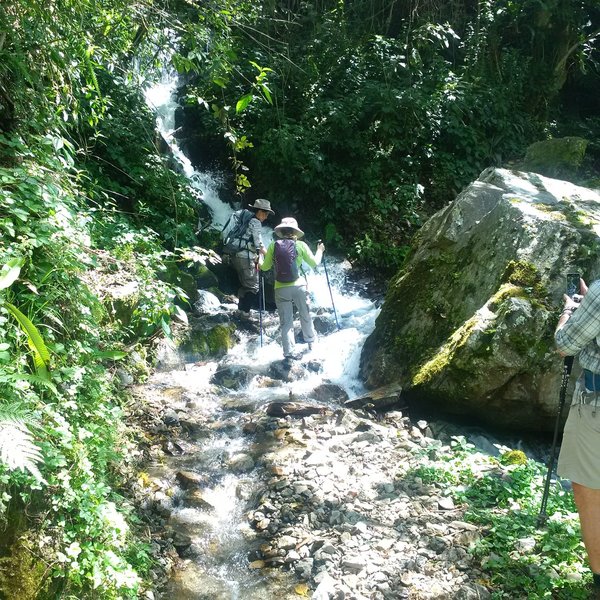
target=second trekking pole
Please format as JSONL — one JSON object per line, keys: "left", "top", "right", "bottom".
{"left": 257, "top": 262, "right": 264, "bottom": 347}
{"left": 319, "top": 241, "right": 340, "bottom": 331}
{"left": 537, "top": 355, "right": 573, "bottom": 526}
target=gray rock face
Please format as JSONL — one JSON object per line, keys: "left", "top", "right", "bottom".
{"left": 360, "top": 168, "right": 600, "bottom": 431}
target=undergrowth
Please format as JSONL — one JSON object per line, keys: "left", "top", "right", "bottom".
{"left": 407, "top": 437, "right": 588, "bottom": 599}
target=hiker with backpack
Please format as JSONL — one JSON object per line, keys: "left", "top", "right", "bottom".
{"left": 221, "top": 199, "right": 274, "bottom": 313}
{"left": 260, "top": 217, "right": 324, "bottom": 360}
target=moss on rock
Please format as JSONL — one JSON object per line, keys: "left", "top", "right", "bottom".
{"left": 520, "top": 136, "right": 588, "bottom": 180}
{"left": 0, "top": 534, "right": 49, "bottom": 600}
{"left": 180, "top": 323, "right": 237, "bottom": 360}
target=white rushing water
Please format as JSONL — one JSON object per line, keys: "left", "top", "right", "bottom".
{"left": 145, "top": 74, "right": 381, "bottom": 599}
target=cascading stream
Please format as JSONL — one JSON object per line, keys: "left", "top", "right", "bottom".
{"left": 144, "top": 76, "right": 381, "bottom": 598}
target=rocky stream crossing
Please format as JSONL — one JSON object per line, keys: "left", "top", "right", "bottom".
{"left": 121, "top": 291, "right": 513, "bottom": 600}
{"left": 131, "top": 72, "right": 577, "bottom": 600}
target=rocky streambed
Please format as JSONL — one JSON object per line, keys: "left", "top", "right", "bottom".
{"left": 243, "top": 405, "right": 493, "bottom": 600}
{"left": 124, "top": 356, "right": 500, "bottom": 600}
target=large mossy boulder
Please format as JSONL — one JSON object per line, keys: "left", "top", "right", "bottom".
{"left": 360, "top": 167, "right": 600, "bottom": 431}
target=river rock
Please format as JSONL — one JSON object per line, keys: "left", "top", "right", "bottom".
{"left": 193, "top": 289, "right": 221, "bottom": 313}
{"left": 211, "top": 364, "right": 253, "bottom": 389}
{"left": 182, "top": 489, "right": 213, "bottom": 510}
{"left": 360, "top": 168, "right": 600, "bottom": 431}
{"left": 344, "top": 382, "right": 403, "bottom": 411}
{"left": 268, "top": 359, "right": 306, "bottom": 381}
{"left": 311, "top": 382, "right": 349, "bottom": 403}
{"left": 175, "top": 470, "right": 206, "bottom": 489}
{"left": 228, "top": 452, "right": 255, "bottom": 473}
{"left": 265, "top": 401, "right": 327, "bottom": 417}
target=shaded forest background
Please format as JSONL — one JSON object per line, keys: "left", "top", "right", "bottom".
{"left": 0, "top": 0, "right": 598, "bottom": 598}
{"left": 176, "top": 0, "right": 600, "bottom": 272}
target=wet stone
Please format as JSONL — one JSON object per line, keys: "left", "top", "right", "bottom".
{"left": 175, "top": 470, "right": 206, "bottom": 490}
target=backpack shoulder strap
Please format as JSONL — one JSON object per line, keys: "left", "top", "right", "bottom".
{"left": 220, "top": 212, "right": 234, "bottom": 234}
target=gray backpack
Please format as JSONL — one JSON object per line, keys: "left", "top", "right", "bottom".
{"left": 221, "top": 209, "right": 254, "bottom": 254}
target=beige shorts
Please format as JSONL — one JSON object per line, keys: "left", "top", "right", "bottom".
{"left": 557, "top": 384, "right": 600, "bottom": 489}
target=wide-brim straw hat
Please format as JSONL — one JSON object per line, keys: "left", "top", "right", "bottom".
{"left": 274, "top": 217, "right": 304, "bottom": 238}
{"left": 248, "top": 198, "right": 274, "bottom": 214}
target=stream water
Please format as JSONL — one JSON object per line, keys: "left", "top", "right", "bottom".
{"left": 144, "top": 76, "right": 382, "bottom": 598}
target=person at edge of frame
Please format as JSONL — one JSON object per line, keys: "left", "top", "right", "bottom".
{"left": 231, "top": 198, "right": 274, "bottom": 313}
{"left": 259, "top": 217, "right": 324, "bottom": 361}
{"left": 555, "top": 275, "right": 600, "bottom": 598}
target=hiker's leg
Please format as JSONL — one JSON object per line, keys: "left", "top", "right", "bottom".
{"left": 291, "top": 285, "right": 315, "bottom": 344}
{"left": 275, "top": 286, "right": 295, "bottom": 357}
{"left": 232, "top": 254, "right": 258, "bottom": 307}
{"left": 560, "top": 401, "right": 600, "bottom": 575}
{"left": 572, "top": 483, "right": 600, "bottom": 572}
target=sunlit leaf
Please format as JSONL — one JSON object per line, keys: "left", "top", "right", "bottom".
{"left": 236, "top": 93, "right": 253, "bottom": 113}
{"left": 93, "top": 350, "right": 128, "bottom": 360}
{"left": 5, "top": 303, "right": 51, "bottom": 379}
{"left": 0, "top": 258, "right": 24, "bottom": 290}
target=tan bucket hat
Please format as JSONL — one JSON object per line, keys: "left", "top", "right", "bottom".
{"left": 274, "top": 217, "right": 304, "bottom": 239}
{"left": 248, "top": 198, "right": 274, "bottom": 214}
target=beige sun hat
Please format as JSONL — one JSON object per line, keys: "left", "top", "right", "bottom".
{"left": 274, "top": 217, "right": 304, "bottom": 239}
{"left": 248, "top": 198, "right": 274, "bottom": 214}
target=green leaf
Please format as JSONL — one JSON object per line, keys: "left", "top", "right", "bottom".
{"left": 260, "top": 84, "right": 273, "bottom": 104}
{"left": 0, "top": 258, "right": 24, "bottom": 290}
{"left": 93, "top": 350, "right": 127, "bottom": 360}
{"left": 5, "top": 303, "right": 51, "bottom": 379}
{"left": 236, "top": 94, "right": 253, "bottom": 114}
{"left": 173, "top": 305, "right": 188, "bottom": 324}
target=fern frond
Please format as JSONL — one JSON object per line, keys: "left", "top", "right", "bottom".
{"left": 0, "top": 373, "right": 58, "bottom": 395}
{"left": 0, "top": 418, "right": 45, "bottom": 484}
{"left": 5, "top": 303, "right": 51, "bottom": 379}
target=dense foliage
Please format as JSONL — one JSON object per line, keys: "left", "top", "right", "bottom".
{"left": 0, "top": 1, "right": 211, "bottom": 597}
{"left": 174, "top": 0, "right": 600, "bottom": 274}
{"left": 0, "top": 0, "right": 598, "bottom": 598}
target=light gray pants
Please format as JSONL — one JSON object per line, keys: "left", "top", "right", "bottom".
{"left": 275, "top": 284, "right": 315, "bottom": 358}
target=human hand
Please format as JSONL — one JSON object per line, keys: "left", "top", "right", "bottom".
{"left": 317, "top": 242, "right": 325, "bottom": 253}
{"left": 563, "top": 278, "right": 588, "bottom": 309}
{"left": 562, "top": 294, "right": 580, "bottom": 310}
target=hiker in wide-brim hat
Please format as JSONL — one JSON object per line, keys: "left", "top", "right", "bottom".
{"left": 260, "top": 216, "right": 324, "bottom": 361}
{"left": 274, "top": 217, "right": 304, "bottom": 239}
{"left": 249, "top": 198, "right": 275, "bottom": 214}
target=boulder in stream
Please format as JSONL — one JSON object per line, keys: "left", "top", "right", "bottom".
{"left": 265, "top": 401, "right": 328, "bottom": 418}
{"left": 360, "top": 167, "right": 600, "bottom": 431}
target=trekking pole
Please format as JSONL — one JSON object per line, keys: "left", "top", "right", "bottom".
{"left": 318, "top": 240, "right": 340, "bottom": 331}
{"left": 537, "top": 355, "right": 574, "bottom": 526}
{"left": 257, "top": 261, "right": 264, "bottom": 347}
